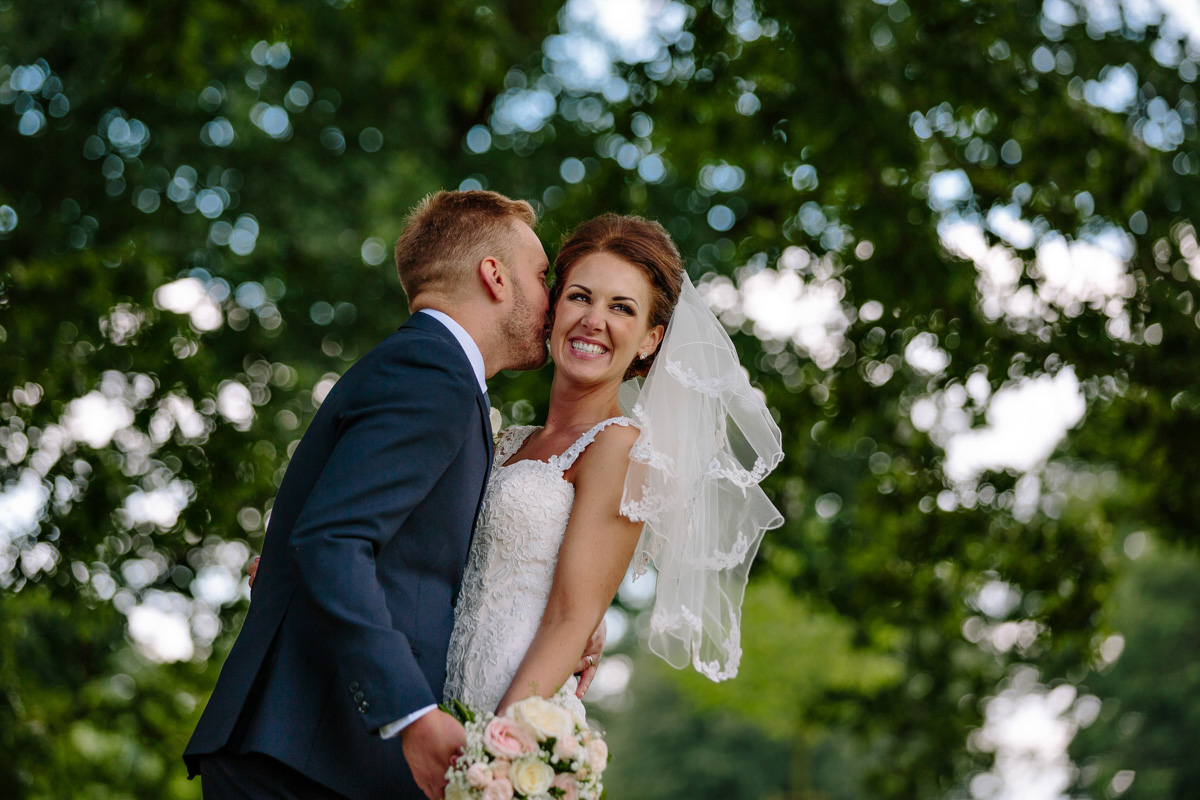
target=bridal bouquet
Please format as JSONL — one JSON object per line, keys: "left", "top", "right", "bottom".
{"left": 441, "top": 688, "right": 608, "bottom": 800}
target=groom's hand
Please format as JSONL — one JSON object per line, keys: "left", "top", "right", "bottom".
{"left": 400, "top": 709, "right": 465, "bottom": 799}
{"left": 574, "top": 618, "right": 607, "bottom": 698}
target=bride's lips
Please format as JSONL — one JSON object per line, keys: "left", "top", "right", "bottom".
{"left": 567, "top": 336, "right": 609, "bottom": 359}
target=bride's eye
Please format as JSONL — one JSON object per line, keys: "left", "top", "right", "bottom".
{"left": 612, "top": 303, "right": 634, "bottom": 314}
{"left": 568, "top": 292, "right": 590, "bottom": 302}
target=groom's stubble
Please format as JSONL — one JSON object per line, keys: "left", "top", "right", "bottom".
{"left": 502, "top": 279, "right": 550, "bottom": 372}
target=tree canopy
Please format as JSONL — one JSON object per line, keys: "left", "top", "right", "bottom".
{"left": 3, "top": 0, "right": 1198, "bottom": 797}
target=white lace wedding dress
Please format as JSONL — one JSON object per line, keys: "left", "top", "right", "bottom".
{"left": 442, "top": 417, "right": 634, "bottom": 720}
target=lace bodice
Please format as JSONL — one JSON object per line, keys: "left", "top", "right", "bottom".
{"left": 443, "top": 417, "right": 634, "bottom": 717}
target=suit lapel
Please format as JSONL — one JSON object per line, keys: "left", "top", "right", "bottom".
{"left": 469, "top": 389, "right": 494, "bottom": 545}
{"left": 477, "top": 391, "right": 494, "bottom": 466}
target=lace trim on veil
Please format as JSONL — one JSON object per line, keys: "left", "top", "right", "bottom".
{"left": 617, "top": 275, "right": 784, "bottom": 683}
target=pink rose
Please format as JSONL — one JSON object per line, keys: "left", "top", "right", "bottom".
{"left": 553, "top": 734, "right": 580, "bottom": 761}
{"left": 492, "top": 759, "right": 510, "bottom": 780}
{"left": 586, "top": 738, "right": 609, "bottom": 774}
{"left": 551, "top": 773, "right": 579, "bottom": 800}
{"left": 465, "top": 763, "right": 493, "bottom": 789}
{"left": 482, "top": 777, "right": 514, "bottom": 800}
{"left": 483, "top": 718, "right": 537, "bottom": 759}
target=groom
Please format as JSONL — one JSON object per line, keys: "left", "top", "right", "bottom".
{"left": 184, "top": 190, "right": 594, "bottom": 800}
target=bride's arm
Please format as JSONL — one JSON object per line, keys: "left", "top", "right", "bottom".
{"left": 495, "top": 425, "right": 643, "bottom": 713}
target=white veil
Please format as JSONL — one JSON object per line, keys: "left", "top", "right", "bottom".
{"left": 618, "top": 274, "right": 784, "bottom": 681}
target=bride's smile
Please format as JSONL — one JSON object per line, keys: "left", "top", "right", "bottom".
{"left": 549, "top": 251, "right": 662, "bottom": 387}
{"left": 569, "top": 338, "right": 607, "bottom": 356}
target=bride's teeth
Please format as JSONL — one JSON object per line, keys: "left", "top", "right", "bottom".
{"left": 572, "top": 341, "right": 606, "bottom": 355}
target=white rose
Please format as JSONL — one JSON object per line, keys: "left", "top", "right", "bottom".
{"left": 510, "top": 696, "right": 573, "bottom": 741}
{"left": 509, "top": 757, "right": 555, "bottom": 797}
{"left": 445, "top": 781, "right": 471, "bottom": 800}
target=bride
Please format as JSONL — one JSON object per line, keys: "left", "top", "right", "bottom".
{"left": 443, "top": 213, "right": 782, "bottom": 720}
{"left": 249, "top": 213, "right": 782, "bottom": 796}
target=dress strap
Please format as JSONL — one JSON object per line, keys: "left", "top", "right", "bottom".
{"left": 494, "top": 425, "right": 537, "bottom": 465}
{"left": 553, "top": 417, "right": 636, "bottom": 471}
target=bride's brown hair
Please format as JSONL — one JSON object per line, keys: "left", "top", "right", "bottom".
{"left": 550, "top": 214, "right": 684, "bottom": 379}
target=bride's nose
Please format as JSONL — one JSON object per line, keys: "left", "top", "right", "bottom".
{"left": 581, "top": 310, "right": 605, "bottom": 332}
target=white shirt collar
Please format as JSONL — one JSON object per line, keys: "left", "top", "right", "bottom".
{"left": 416, "top": 308, "right": 487, "bottom": 394}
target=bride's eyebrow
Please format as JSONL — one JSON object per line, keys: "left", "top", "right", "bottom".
{"left": 568, "top": 283, "right": 640, "bottom": 309}
{"left": 568, "top": 283, "right": 638, "bottom": 304}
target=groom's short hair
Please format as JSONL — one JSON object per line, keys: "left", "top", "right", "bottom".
{"left": 394, "top": 190, "right": 537, "bottom": 301}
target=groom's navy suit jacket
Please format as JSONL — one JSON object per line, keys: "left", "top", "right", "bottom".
{"left": 184, "top": 313, "right": 493, "bottom": 800}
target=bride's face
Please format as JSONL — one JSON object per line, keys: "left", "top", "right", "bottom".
{"left": 549, "top": 252, "right": 664, "bottom": 388}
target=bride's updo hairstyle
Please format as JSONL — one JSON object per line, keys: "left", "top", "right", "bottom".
{"left": 551, "top": 214, "right": 684, "bottom": 379}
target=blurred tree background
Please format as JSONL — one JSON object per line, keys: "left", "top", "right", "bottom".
{"left": 2, "top": 0, "right": 1199, "bottom": 797}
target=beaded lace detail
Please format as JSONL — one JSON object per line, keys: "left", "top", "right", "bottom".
{"left": 443, "top": 417, "right": 634, "bottom": 717}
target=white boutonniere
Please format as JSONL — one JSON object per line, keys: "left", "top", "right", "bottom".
{"left": 490, "top": 407, "right": 503, "bottom": 443}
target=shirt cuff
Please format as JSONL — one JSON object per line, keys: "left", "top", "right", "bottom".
{"left": 379, "top": 704, "right": 438, "bottom": 740}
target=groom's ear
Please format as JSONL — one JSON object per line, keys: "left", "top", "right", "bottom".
{"left": 477, "top": 256, "right": 507, "bottom": 303}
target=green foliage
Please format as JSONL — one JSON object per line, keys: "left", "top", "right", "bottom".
{"left": 1070, "top": 538, "right": 1200, "bottom": 800}
{"left": 667, "top": 579, "right": 904, "bottom": 742}
{"left": 2, "top": 0, "right": 1199, "bottom": 797}
{"left": 591, "top": 657, "right": 793, "bottom": 800}
{"left": 0, "top": 587, "right": 219, "bottom": 798}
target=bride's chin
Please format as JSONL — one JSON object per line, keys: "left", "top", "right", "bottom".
{"left": 556, "top": 361, "right": 624, "bottom": 390}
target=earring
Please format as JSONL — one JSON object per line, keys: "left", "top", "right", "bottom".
{"left": 638, "top": 352, "right": 648, "bottom": 360}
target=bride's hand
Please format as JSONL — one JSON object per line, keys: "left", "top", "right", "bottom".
{"left": 248, "top": 556, "right": 260, "bottom": 589}
{"left": 574, "top": 618, "right": 606, "bottom": 698}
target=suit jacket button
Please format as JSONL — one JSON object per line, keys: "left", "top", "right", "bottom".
{"left": 354, "top": 691, "right": 365, "bottom": 702}
{"left": 360, "top": 702, "right": 370, "bottom": 713}
{"left": 349, "top": 681, "right": 360, "bottom": 692}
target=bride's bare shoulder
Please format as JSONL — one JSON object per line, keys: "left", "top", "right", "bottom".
{"left": 569, "top": 421, "right": 640, "bottom": 482}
